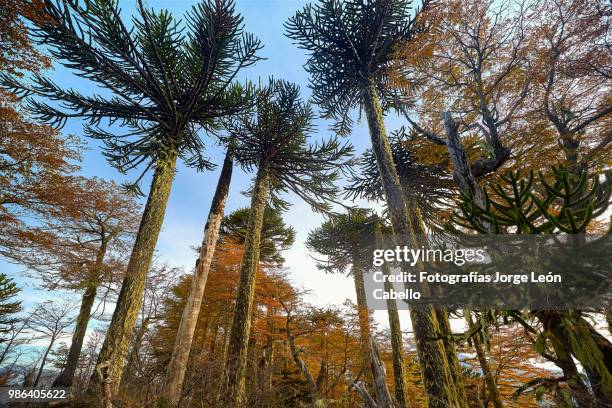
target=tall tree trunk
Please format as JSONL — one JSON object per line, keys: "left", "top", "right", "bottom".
{"left": 546, "top": 325, "right": 593, "bottom": 408}
{"left": 53, "top": 283, "right": 98, "bottom": 387}
{"left": 352, "top": 260, "right": 374, "bottom": 381}
{"left": 363, "top": 82, "right": 468, "bottom": 408}
{"left": 220, "top": 168, "right": 270, "bottom": 406}
{"left": 263, "top": 307, "right": 276, "bottom": 392}
{"left": 375, "top": 223, "right": 408, "bottom": 408}
{"left": 246, "top": 312, "right": 259, "bottom": 397}
{"left": 442, "top": 112, "right": 505, "bottom": 406}
{"left": 550, "top": 312, "right": 612, "bottom": 404}
{"left": 353, "top": 258, "right": 396, "bottom": 406}
{"left": 161, "top": 147, "right": 233, "bottom": 406}
{"left": 89, "top": 150, "right": 178, "bottom": 401}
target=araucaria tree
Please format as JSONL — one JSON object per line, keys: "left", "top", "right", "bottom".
{"left": 162, "top": 140, "right": 235, "bottom": 406}
{"left": 307, "top": 209, "right": 398, "bottom": 407}
{"left": 286, "top": 1, "right": 468, "bottom": 406}
{"left": 219, "top": 80, "right": 352, "bottom": 405}
{"left": 1, "top": 0, "right": 262, "bottom": 399}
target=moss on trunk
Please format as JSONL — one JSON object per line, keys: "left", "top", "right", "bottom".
{"left": 161, "top": 148, "right": 233, "bottom": 406}
{"left": 89, "top": 150, "right": 177, "bottom": 402}
{"left": 555, "top": 312, "right": 612, "bottom": 404}
{"left": 376, "top": 225, "right": 408, "bottom": 408}
{"left": 220, "top": 168, "right": 270, "bottom": 406}
{"left": 363, "top": 82, "right": 468, "bottom": 408}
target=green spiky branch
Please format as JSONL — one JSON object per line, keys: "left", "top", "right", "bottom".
{"left": 448, "top": 166, "right": 611, "bottom": 235}
{"left": 285, "top": 0, "right": 430, "bottom": 136}
{"left": 228, "top": 80, "right": 354, "bottom": 214}
{"left": 1, "top": 0, "right": 263, "bottom": 192}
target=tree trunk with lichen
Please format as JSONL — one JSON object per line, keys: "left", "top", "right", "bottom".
{"left": 546, "top": 324, "right": 593, "bottom": 408}
{"left": 375, "top": 222, "right": 408, "bottom": 408}
{"left": 54, "top": 241, "right": 108, "bottom": 388}
{"left": 363, "top": 83, "right": 468, "bottom": 408}
{"left": 88, "top": 150, "right": 177, "bottom": 403}
{"left": 161, "top": 147, "right": 233, "bottom": 406}
{"left": 547, "top": 311, "right": 612, "bottom": 404}
{"left": 53, "top": 283, "right": 98, "bottom": 388}
{"left": 219, "top": 168, "right": 270, "bottom": 406}
{"left": 353, "top": 259, "right": 374, "bottom": 381}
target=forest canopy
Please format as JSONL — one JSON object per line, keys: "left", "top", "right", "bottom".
{"left": 0, "top": 0, "right": 610, "bottom": 408}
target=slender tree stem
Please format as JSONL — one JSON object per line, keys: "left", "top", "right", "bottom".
{"left": 52, "top": 283, "right": 98, "bottom": 387}
{"left": 220, "top": 167, "right": 270, "bottom": 406}
{"left": 376, "top": 223, "right": 409, "bottom": 408}
{"left": 161, "top": 147, "right": 234, "bottom": 406}
{"left": 465, "top": 312, "right": 503, "bottom": 408}
{"left": 362, "top": 82, "right": 468, "bottom": 408}
{"left": 53, "top": 241, "right": 108, "bottom": 388}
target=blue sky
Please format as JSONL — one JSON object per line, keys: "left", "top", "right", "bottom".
{"left": 3, "top": 0, "right": 417, "bottom": 333}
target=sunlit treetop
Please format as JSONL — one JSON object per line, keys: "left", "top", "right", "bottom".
{"left": 1, "top": 0, "right": 263, "bottom": 192}
{"left": 227, "top": 79, "right": 354, "bottom": 214}
{"left": 285, "top": 0, "right": 429, "bottom": 135}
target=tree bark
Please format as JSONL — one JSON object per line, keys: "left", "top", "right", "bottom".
{"left": 363, "top": 82, "right": 468, "bottom": 408}
{"left": 88, "top": 150, "right": 178, "bottom": 401}
{"left": 375, "top": 223, "right": 408, "bottom": 408}
{"left": 465, "top": 313, "right": 503, "bottom": 408}
{"left": 263, "top": 306, "right": 275, "bottom": 392}
{"left": 370, "top": 339, "right": 398, "bottom": 408}
{"left": 219, "top": 168, "right": 270, "bottom": 406}
{"left": 352, "top": 260, "right": 374, "bottom": 381}
{"left": 161, "top": 147, "right": 233, "bottom": 406}
{"left": 52, "top": 283, "right": 98, "bottom": 387}
{"left": 550, "top": 312, "right": 612, "bottom": 404}
{"left": 442, "top": 112, "right": 505, "bottom": 407}
{"left": 546, "top": 325, "right": 593, "bottom": 408}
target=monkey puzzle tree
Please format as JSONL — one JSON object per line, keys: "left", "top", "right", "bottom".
{"left": 306, "top": 209, "right": 398, "bottom": 407}
{"left": 162, "top": 141, "right": 235, "bottom": 405}
{"left": 286, "top": 1, "right": 468, "bottom": 406}
{"left": 1, "top": 0, "right": 262, "bottom": 398}
{"left": 449, "top": 167, "right": 612, "bottom": 405}
{"left": 219, "top": 80, "right": 352, "bottom": 405}
{"left": 220, "top": 206, "right": 296, "bottom": 265}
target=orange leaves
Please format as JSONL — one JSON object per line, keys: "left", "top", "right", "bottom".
{"left": 0, "top": 0, "right": 50, "bottom": 78}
